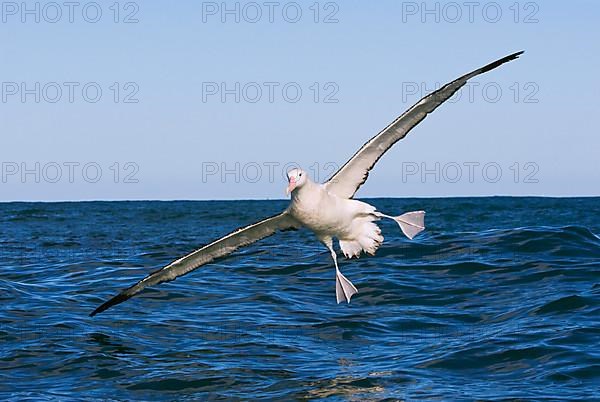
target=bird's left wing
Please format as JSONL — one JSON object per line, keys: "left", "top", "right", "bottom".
{"left": 90, "top": 212, "right": 297, "bottom": 316}
{"left": 325, "top": 51, "right": 524, "bottom": 199}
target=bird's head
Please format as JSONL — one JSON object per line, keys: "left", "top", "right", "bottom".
{"left": 286, "top": 168, "right": 308, "bottom": 195}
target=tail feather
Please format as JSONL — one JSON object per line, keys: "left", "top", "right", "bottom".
{"left": 395, "top": 211, "right": 425, "bottom": 240}
{"left": 339, "top": 221, "right": 383, "bottom": 258}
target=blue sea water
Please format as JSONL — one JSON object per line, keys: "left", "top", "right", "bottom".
{"left": 1, "top": 197, "right": 599, "bottom": 400}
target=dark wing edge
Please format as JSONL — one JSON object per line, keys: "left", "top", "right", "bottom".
{"left": 324, "top": 51, "right": 524, "bottom": 199}
{"left": 90, "top": 211, "right": 297, "bottom": 316}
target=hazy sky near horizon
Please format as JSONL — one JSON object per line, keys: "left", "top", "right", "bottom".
{"left": 1, "top": 1, "right": 598, "bottom": 201}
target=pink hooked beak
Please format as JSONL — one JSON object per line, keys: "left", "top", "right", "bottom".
{"left": 286, "top": 177, "right": 297, "bottom": 195}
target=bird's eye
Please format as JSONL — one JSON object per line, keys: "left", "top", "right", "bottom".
{"left": 299, "top": 173, "right": 302, "bottom": 177}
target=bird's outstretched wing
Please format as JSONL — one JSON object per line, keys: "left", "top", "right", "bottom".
{"left": 324, "top": 51, "right": 524, "bottom": 199}
{"left": 91, "top": 212, "right": 297, "bottom": 316}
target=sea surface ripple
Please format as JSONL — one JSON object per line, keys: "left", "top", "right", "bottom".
{"left": 1, "top": 197, "right": 599, "bottom": 400}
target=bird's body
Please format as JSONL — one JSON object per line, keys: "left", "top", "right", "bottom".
{"left": 91, "top": 51, "right": 524, "bottom": 316}
{"left": 285, "top": 169, "right": 424, "bottom": 302}
{"left": 287, "top": 179, "right": 371, "bottom": 240}
{"left": 287, "top": 177, "right": 383, "bottom": 256}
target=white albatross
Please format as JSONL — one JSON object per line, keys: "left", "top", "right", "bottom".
{"left": 91, "top": 51, "right": 523, "bottom": 316}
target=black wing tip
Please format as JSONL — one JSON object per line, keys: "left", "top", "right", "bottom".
{"left": 479, "top": 50, "right": 525, "bottom": 74}
{"left": 89, "top": 292, "right": 131, "bottom": 317}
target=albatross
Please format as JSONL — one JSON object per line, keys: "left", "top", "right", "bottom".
{"left": 91, "top": 51, "right": 523, "bottom": 316}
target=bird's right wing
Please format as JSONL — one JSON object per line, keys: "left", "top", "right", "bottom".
{"left": 91, "top": 212, "right": 298, "bottom": 316}
{"left": 324, "top": 51, "right": 524, "bottom": 199}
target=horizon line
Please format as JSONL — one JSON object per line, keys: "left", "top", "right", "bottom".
{"left": 1, "top": 194, "right": 599, "bottom": 203}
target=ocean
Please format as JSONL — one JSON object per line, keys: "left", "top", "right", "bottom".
{"left": 1, "top": 197, "right": 599, "bottom": 400}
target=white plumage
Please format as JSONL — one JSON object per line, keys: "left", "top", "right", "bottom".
{"left": 285, "top": 167, "right": 424, "bottom": 302}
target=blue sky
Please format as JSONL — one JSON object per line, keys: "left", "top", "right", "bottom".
{"left": 1, "top": 1, "right": 598, "bottom": 201}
